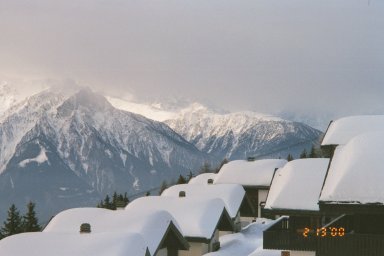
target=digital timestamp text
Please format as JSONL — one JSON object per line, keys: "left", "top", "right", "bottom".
{"left": 302, "top": 227, "right": 345, "bottom": 238}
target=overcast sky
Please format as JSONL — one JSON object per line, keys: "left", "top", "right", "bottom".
{"left": 1, "top": 0, "right": 383, "bottom": 122}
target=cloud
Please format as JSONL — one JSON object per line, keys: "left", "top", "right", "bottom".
{"left": 0, "top": 0, "right": 383, "bottom": 119}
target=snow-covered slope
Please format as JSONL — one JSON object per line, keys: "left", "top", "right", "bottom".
{"left": 0, "top": 89, "right": 68, "bottom": 173}
{"left": 165, "top": 103, "right": 322, "bottom": 160}
{"left": 0, "top": 81, "right": 49, "bottom": 119}
{"left": 0, "top": 88, "right": 210, "bottom": 222}
{"left": 106, "top": 96, "right": 177, "bottom": 122}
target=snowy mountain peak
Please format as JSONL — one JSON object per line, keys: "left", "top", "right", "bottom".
{"left": 57, "top": 88, "right": 113, "bottom": 117}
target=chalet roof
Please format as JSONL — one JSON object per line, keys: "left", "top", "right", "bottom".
{"left": 44, "top": 207, "right": 186, "bottom": 255}
{"left": 0, "top": 232, "right": 149, "bottom": 256}
{"left": 265, "top": 158, "right": 329, "bottom": 212}
{"left": 321, "top": 115, "right": 384, "bottom": 146}
{"left": 188, "top": 173, "right": 217, "bottom": 185}
{"left": 161, "top": 183, "right": 245, "bottom": 218}
{"left": 214, "top": 159, "right": 287, "bottom": 187}
{"left": 320, "top": 132, "right": 384, "bottom": 205}
{"left": 125, "top": 196, "right": 233, "bottom": 240}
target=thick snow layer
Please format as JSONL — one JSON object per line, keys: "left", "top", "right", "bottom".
{"left": 265, "top": 158, "right": 329, "bottom": 211}
{"left": 320, "top": 132, "right": 384, "bottom": 204}
{"left": 204, "top": 218, "right": 280, "bottom": 256}
{"left": 126, "top": 196, "right": 227, "bottom": 239}
{"left": 162, "top": 183, "right": 245, "bottom": 218}
{"left": 0, "top": 232, "right": 148, "bottom": 256}
{"left": 44, "top": 207, "right": 178, "bottom": 255}
{"left": 321, "top": 115, "right": 384, "bottom": 146}
{"left": 215, "top": 159, "right": 287, "bottom": 187}
{"left": 188, "top": 173, "right": 217, "bottom": 185}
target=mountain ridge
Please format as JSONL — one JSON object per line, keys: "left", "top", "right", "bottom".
{"left": 165, "top": 106, "right": 322, "bottom": 160}
{"left": 0, "top": 88, "right": 212, "bottom": 222}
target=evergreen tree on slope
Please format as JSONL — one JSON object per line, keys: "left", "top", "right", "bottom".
{"left": 0, "top": 204, "right": 23, "bottom": 238}
{"left": 23, "top": 202, "right": 41, "bottom": 232}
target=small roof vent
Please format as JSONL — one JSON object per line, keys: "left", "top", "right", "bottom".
{"left": 80, "top": 223, "right": 91, "bottom": 234}
{"left": 179, "top": 191, "right": 186, "bottom": 197}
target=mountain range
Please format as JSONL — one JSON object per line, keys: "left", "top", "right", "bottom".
{"left": 0, "top": 87, "right": 210, "bottom": 222}
{"left": 165, "top": 103, "right": 321, "bottom": 160}
{"left": 0, "top": 85, "right": 322, "bottom": 223}
{"left": 109, "top": 98, "right": 322, "bottom": 160}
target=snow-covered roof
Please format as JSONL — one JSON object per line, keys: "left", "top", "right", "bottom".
{"left": 320, "top": 132, "right": 384, "bottom": 204}
{"left": 188, "top": 173, "right": 217, "bottom": 185}
{"left": 125, "top": 196, "right": 230, "bottom": 239}
{"left": 0, "top": 232, "right": 149, "bottom": 256}
{"left": 44, "top": 207, "right": 182, "bottom": 255}
{"left": 214, "top": 159, "right": 287, "bottom": 187}
{"left": 322, "top": 115, "right": 384, "bottom": 146}
{"left": 265, "top": 158, "right": 329, "bottom": 211}
{"left": 161, "top": 183, "right": 245, "bottom": 218}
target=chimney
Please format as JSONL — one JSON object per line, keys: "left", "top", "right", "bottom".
{"left": 179, "top": 191, "right": 186, "bottom": 197}
{"left": 207, "top": 179, "right": 214, "bottom": 184}
{"left": 80, "top": 223, "right": 91, "bottom": 234}
{"left": 247, "top": 156, "right": 256, "bottom": 161}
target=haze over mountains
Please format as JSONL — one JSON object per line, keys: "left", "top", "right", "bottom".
{"left": 0, "top": 84, "right": 322, "bottom": 222}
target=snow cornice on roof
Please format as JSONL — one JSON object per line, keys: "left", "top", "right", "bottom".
{"left": 125, "top": 196, "right": 234, "bottom": 240}
{"left": 319, "top": 132, "right": 384, "bottom": 210}
{"left": 264, "top": 158, "right": 329, "bottom": 212}
{"left": 321, "top": 115, "right": 384, "bottom": 146}
{"left": 0, "top": 232, "right": 150, "bottom": 256}
{"left": 214, "top": 159, "right": 287, "bottom": 187}
{"left": 188, "top": 173, "right": 217, "bottom": 185}
{"left": 43, "top": 207, "right": 187, "bottom": 255}
{"left": 161, "top": 183, "right": 246, "bottom": 218}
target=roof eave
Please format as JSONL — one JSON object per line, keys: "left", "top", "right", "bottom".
{"left": 263, "top": 207, "right": 321, "bottom": 216}
{"left": 319, "top": 201, "right": 384, "bottom": 215}
{"left": 244, "top": 185, "right": 270, "bottom": 190}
